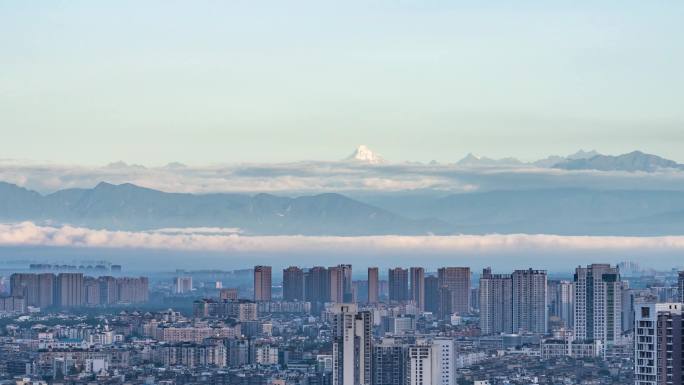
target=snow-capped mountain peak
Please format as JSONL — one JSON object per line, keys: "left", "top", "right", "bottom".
{"left": 345, "top": 145, "right": 385, "bottom": 164}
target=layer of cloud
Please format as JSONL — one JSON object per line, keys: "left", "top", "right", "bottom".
{"left": 4, "top": 159, "right": 684, "bottom": 195}
{"left": 3, "top": 222, "right": 684, "bottom": 254}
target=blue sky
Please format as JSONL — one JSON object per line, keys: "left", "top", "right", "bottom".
{"left": 1, "top": 1, "right": 683, "bottom": 164}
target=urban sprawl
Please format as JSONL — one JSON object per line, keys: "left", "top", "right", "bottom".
{"left": 0, "top": 261, "right": 678, "bottom": 385}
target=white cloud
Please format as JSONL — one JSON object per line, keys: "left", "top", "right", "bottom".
{"left": 3, "top": 222, "right": 684, "bottom": 254}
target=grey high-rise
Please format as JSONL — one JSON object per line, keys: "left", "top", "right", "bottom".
{"left": 373, "top": 339, "right": 407, "bottom": 385}
{"left": 548, "top": 280, "right": 574, "bottom": 329}
{"left": 368, "top": 267, "right": 379, "bottom": 304}
{"left": 410, "top": 267, "right": 425, "bottom": 311}
{"left": 388, "top": 268, "right": 409, "bottom": 303}
{"left": 479, "top": 267, "right": 513, "bottom": 335}
{"left": 437, "top": 267, "right": 471, "bottom": 315}
{"left": 56, "top": 273, "right": 84, "bottom": 308}
{"left": 283, "top": 266, "right": 305, "bottom": 301}
{"left": 512, "top": 269, "right": 547, "bottom": 334}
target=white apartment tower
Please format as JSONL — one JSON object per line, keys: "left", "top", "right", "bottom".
{"left": 574, "top": 264, "right": 622, "bottom": 345}
{"left": 407, "top": 343, "right": 438, "bottom": 385}
{"left": 432, "top": 338, "right": 455, "bottom": 385}
{"left": 634, "top": 302, "right": 683, "bottom": 385}
{"left": 330, "top": 304, "right": 372, "bottom": 385}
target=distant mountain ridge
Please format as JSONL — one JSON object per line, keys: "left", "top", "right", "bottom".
{"left": 0, "top": 181, "right": 445, "bottom": 235}
{"left": 552, "top": 151, "right": 684, "bottom": 172}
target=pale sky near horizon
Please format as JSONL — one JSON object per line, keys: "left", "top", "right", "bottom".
{"left": 1, "top": 1, "right": 683, "bottom": 165}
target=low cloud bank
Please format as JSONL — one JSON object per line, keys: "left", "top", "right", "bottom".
{"left": 2, "top": 222, "right": 684, "bottom": 254}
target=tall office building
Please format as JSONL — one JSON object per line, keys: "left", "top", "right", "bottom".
{"left": 373, "top": 338, "right": 407, "bottom": 385}
{"left": 55, "top": 273, "right": 84, "bottom": 308}
{"left": 424, "top": 276, "right": 440, "bottom": 314}
{"left": 574, "top": 264, "right": 622, "bottom": 345}
{"left": 437, "top": 267, "right": 471, "bottom": 315}
{"left": 368, "top": 267, "right": 379, "bottom": 304}
{"left": 253, "top": 266, "right": 272, "bottom": 301}
{"left": 410, "top": 267, "right": 425, "bottom": 311}
{"left": 479, "top": 267, "right": 513, "bottom": 335}
{"left": 283, "top": 266, "right": 305, "bottom": 301}
{"left": 548, "top": 280, "right": 574, "bottom": 329}
{"left": 389, "top": 268, "right": 409, "bottom": 303}
{"left": 634, "top": 302, "right": 684, "bottom": 385}
{"left": 512, "top": 269, "right": 547, "bottom": 334}
{"left": 330, "top": 304, "right": 372, "bottom": 385}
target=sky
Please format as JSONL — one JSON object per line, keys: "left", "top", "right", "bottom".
{"left": 1, "top": 1, "right": 683, "bottom": 165}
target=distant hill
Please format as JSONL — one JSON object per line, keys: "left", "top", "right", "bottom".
{"left": 0, "top": 181, "right": 446, "bottom": 235}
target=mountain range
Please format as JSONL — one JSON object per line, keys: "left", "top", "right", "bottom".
{"left": 2, "top": 181, "right": 684, "bottom": 236}
{"left": 0, "top": 181, "right": 444, "bottom": 236}
{"left": 346, "top": 145, "right": 683, "bottom": 172}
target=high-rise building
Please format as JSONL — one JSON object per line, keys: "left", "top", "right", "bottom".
{"left": 407, "top": 343, "right": 437, "bottom": 385}
{"left": 330, "top": 304, "right": 372, "bottom": 385}
{"left": 253, "top": 266, "right": 272, "bottom": 301}
{"left": 37, "top": 273, "right": 55, "bottom": 308}
{"left": 432, "top": 338, "right": 455, "bottom": 385}
{"left": 389, "top": 268, "right": 409, "bottom": 303}
{"left": 84, "top": 277, "right": 100, "bottom": 306}
{"left": 479, "top": 267, "right": 513, "bottom": 335}
{"left": 117, "top": 277, "right": 149, "bottom": 303}
{"left": 219, "top": 288, "right": 239, "bottom": 301}
{"left": 174, "top": 276, "right": 193, "bottom": 294}
{"left": 340, "top": 264, "right": 353, "bottom": 302}
{"left": 470, "top": 287, "right": 480, "bottom": 312}
{"left": 548, "top": 280, "right": 574, "bottom": 329}
{"left": 373, "top": 338, "right": 407, "bottom": 385}
{"left": 512, "top": 269, "right": 547, "bottom": 334}
{"left": 305, "top": 266, "right": 329, "bottom": 304}
{"left": 328, "top": 265, "right": 353, "bottom": 303}
{"left": 99, "top": 276, "right": 118, "bottom": 305}
{"left": 410, "top": 267, "right": 425, "bottom": 311}
{"left": 424, "top": 276, "right": 440, "bottom": 314}
{"left": 55, "top": 273, "right": 84, "bottom": 308}
{"left": 368, "top": 267, "right": 379, "bottom": 304}
{"left": 679, "top": 271, "right": 684, "bottom": 303}
{"left": 634, "top": 302, "right": 684, "bottom": 385}
{"left": 10, "top": 273, "right": 39, "bottom": 307}
{"left": 437, "top": 267, "right": 471, "bottom": 315}
{"left": 283, "top": 266, "right": 305, "bottom": 301}
{"left": 574, "top": 264, "right": 622, "bottom": 345}
{"left": 329, "top": 266, "right": 345, "bottom": 303}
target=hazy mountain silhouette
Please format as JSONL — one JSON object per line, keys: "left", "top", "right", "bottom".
{"left": 553, "top": 151, "right": 683, "bottom": 172}
{"left": 0, "top": 181, "right": 446, "bottom": 235}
